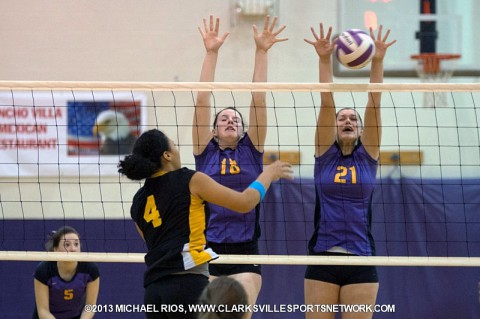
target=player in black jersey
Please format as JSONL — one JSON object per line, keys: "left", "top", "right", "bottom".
{"left": 118, "top": 129, "right": 293, "bottom": 319}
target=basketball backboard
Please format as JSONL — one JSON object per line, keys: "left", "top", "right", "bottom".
{"left": 335, "top": 0, "right": 479, "bottom": 78}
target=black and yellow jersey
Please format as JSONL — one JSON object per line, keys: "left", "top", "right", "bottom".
{"left": 130, "top": 167, "right": 218, "bottom": 287}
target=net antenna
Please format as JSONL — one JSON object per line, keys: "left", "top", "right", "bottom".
{"left": 412, "top": 0, "right": 461, "bottom": 107}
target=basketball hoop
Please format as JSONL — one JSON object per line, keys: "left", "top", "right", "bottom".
{"left": 410, "top": 53, "right": 461, "bottom": 107}
{"left": 411, "top": 53, "right": 461, "bottom": 80}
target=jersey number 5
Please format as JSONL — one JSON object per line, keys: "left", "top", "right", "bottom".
{"left": 64, "top": 289, "right": 74, "bottom": 300}
{"left": 334, "top": 166, "right": 357, "bottom": 184}
{"left": 144, "top": 195, "right": 162, "bottom": 227}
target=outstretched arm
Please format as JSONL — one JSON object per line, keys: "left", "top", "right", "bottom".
{"left": 193, "top": 15, "right": 229, "bottom": 155}
{"left": 249, "top": 15, "right": 287, "bottom": 151}
{"left": 305, "top": 23, "right": 336, "bottom": 157}
{"left": 361, "top": 25, "right": 396, "bottom": 159}
{"left": 190, "top": 160, "right": 293, "bottom": 213}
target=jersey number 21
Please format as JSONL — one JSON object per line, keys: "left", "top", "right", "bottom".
{"left": 334, "top": 166, "right": 357, "bottom": 184}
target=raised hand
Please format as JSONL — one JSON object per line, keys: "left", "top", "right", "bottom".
{"left": 370, "top": 25, "right": 396, "bottom": 62}
{"left": 198, "top": 15, "right": 230, "bottom": 53}
{"left": 264, "top": 160, "right": 294, "bottom": 181}
{"left": 304, "top": 23, "right": 335, "bottom": 59}
{"left": 253, "top": 15, "right": 288, "bottom": 53}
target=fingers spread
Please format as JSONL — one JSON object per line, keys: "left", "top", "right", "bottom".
{"left": 310, "top": 27, "right": 319, "bottom": 41}
{"left": 325, "top": 26, "right": 332, "bottom": 40}
{"left": 214, "top": 17, "right": 220, "bottom": 33}
{"left": 263, "top": 15, "right": 270, "bottom": 31}
{"left": 382, "top": 29, "right": 391, "bottom": 42}
{"left": 273, "top": 24, "right": 287, "bottom": 36}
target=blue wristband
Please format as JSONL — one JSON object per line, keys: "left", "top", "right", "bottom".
{"left": 248, "top": 180, "right": 266, "bottom": 201}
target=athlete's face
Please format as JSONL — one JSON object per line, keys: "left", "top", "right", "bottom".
{"left": 55, "top": 233, "right": 81, "bottom": 253}
{"left": 168, "top": 139, "right": 181, "bottom": 169}
{"left": 336, "top": 109, "right": 362, "bottom": 143}
{"left": 213, "top": 109, "right": 244, "bottom": 143}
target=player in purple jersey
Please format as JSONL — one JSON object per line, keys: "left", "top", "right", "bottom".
{"left": 192, "top": 15, "right": 287, "bottom": 313}
{"left": 33, "top": 226, "right": 100, "bottom": 319}
{"left": 118, "top": 129, "right": 293, "bottom": 319}
{"left": 304, "top": 24, "right": 396, "bottom": 319}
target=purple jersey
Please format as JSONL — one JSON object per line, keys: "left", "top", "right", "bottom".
{"left": 194, "top": 133, "right": 263, "bottom": 243}
{"left": 33, "top": 261, "right": 99, "bottom": 319}
{"left": 309, "top": 142, "right": 378, "bottom": 256}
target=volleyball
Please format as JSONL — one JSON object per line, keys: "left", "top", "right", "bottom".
{"left": 334, "top": 29, "right": 375, "bottom": 69}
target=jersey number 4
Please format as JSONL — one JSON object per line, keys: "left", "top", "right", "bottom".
{"left": 144, "top": 195, "right": 162, "bottom": 228}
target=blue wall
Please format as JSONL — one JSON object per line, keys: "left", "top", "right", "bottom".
{"left": 1, "top": 178, "right": 480, "bottom": 318}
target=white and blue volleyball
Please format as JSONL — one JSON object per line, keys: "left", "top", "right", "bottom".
{"left": 334, "top": 29, "right": 375, "bottom": 69}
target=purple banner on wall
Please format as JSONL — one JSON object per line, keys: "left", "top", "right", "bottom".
{"left": 1, "top": 178, "right": 479, "bottom": 318}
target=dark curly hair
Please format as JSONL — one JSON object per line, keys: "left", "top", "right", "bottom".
{"left": 118, "top": 129, "right": 170, "bottom": 180}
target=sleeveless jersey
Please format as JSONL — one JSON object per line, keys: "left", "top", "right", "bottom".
{"left": 130, "top": 168, "right": 218, "bottom": 287}
{"left": 309, "top": 142, "right": 378, "bottom": 256}
{"left": 33, "top": 261, "right": 99, "bottom": 319}
{"left": 194, "top": 133, "right": 263, "bottom": 244}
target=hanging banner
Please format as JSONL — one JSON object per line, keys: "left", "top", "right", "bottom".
{"left": 0, "top": 90, "right": 146, "bottom": 176}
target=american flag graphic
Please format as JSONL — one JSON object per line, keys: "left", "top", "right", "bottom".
{"left": 67, "top": 101, "right": 141, "bottom": 156}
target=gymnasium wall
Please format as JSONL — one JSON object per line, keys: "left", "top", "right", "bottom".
{"left": 1, "top": 1, "right": 479, "bottom": 183}
{"left": 1, "top": 1, "right": 480, "bottom": 318}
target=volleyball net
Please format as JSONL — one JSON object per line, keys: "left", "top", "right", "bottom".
{"left": 0, "top": 81, "right": 479, "bottom": 267}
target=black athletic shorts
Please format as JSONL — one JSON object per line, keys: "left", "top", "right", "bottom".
{"left": 208, "top": 241, "right": 262, "bottom": 276}
{"left": 144, "top": 274, "right": 209, "bottom": 319}
{"left": 305, "top": 252, "right": 378, "bottom": 286}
